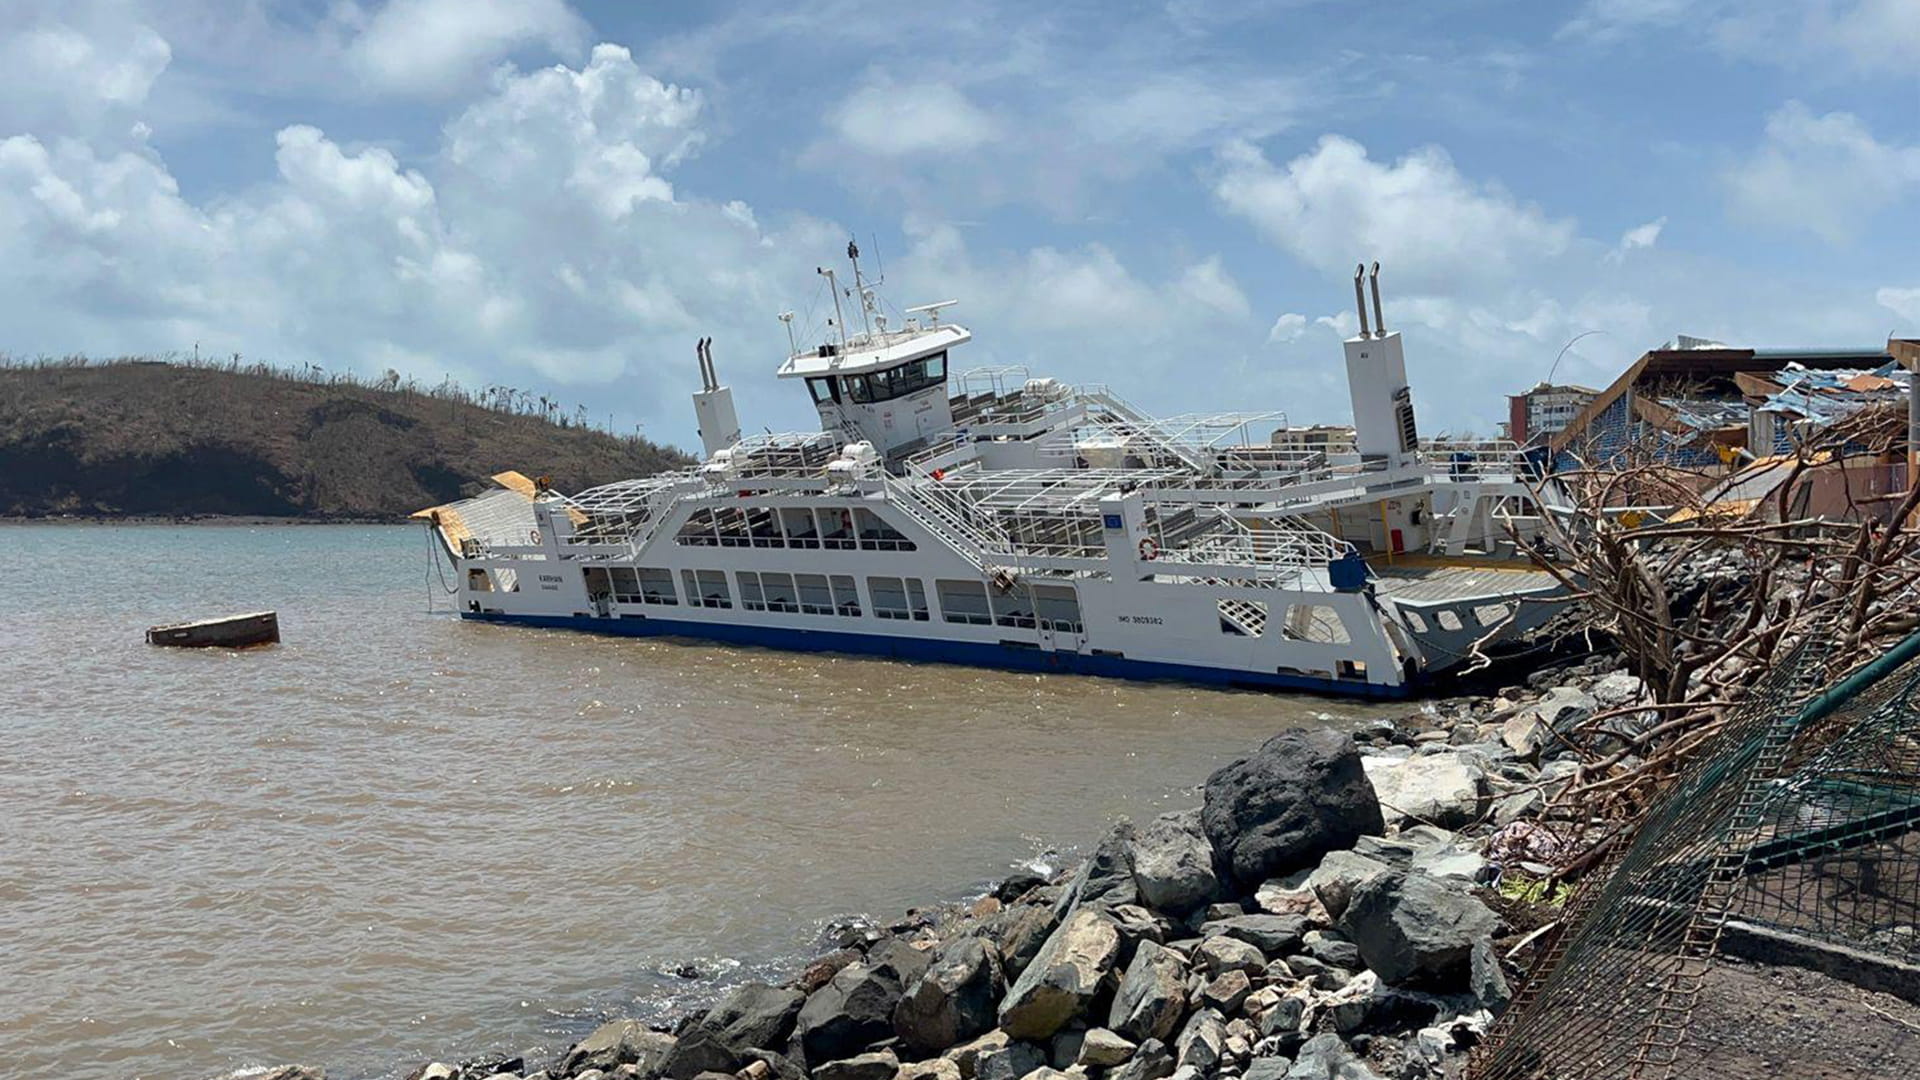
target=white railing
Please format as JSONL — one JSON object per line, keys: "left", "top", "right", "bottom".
{"left": 878, "top": 474, "right": 1009, "bottom": 572}
{"left": 1158, "top": 510, "right": 1349, "bottom": 574}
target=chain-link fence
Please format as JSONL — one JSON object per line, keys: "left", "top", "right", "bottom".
{"left": 1471, "top": 629, "right": 1920, "bottom": 1079}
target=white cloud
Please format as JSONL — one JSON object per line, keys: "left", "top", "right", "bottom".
{"left": 1725, "top": 101, "right": 1920, "bottom": 244}
{"left": 1879, "top": 286, "right": 1920, "bottom": 323}
{"left": 1177, "top": 257, "right": 1251, "bottom": 319}
{"left": 347, "top": 0, "right": 589, "bottom": 96}
{"left": 0, "top": 41, "right": 845, "bottom": 442}
{"left": 1267, "top": 312, "right": 1308, "bottom": 343}
{"left": 0, "top": 19, "right": 172, "bottom": 133}
{"left": 1618, "top": 217, "right": 1664, "bottom": 252}
{"left": 1605, "top": 216, "right": 1665, "bottom": 262}
{"left": 1561, "top": 0, "right": 1920, "bottom": 77}
{"left": 1212, "top": 135, "right": 1575, "bottom": 291}
{"left": 830, "top": 79, "right": 997, "bottom": 157}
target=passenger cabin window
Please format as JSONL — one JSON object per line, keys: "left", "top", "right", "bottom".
{"left": 853, "top": 507, "right": 915, "bottom": 551}
{"left": 820, "top": 507, "right": 856, "bottom": 550}
{"left": 1032, "top": 585, "right": 1083, "bottom": 634}
{"left": 868, "top": 576, "right": 931, "bottom": 621}
{"left": 937, "top": 579, "right": 992, "bottom": 626}
{"left": 676, "top": 508, "right": 717, "bottom": 546}
{"left": 807, "top": 377, "right": 840, "bottom": 405}
{"left": 781, "top": 507, "right": 820, "bottom": 549}
{"left": 682, "top": 569, "right": 732, "bottom": 609}
{"left": 990, "top": 587, "right": 1037, "bottom": 630}
{"left": 830, "top": 575, "right": 861, "bottom": 617}
{"left": 637, "top": 567, "right": 676, "bottom": 605}
{"left": 796, "top": 573, "right": 834, "bottom": 615}
{"left": 869, "top": 576, "right": 910, "bottom": 619}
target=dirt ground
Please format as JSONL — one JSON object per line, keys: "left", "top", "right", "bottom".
{"left": 1668, "top": 957, "right": 1920, "bottom": 1079}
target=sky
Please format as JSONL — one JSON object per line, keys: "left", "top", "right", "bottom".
{"left": 3, "top": 0, "right": 1918, "bottom": 450}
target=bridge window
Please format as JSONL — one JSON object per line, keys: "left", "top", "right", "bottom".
{"left": 682, "top": 569, "right": 732, "bottom": 609}
{"left": 842, "top": 351, "right": 950, "bottom": 405}
{"left": 938, "top": 579, "right": 993, "bottom": 625}
{"left": 807, "top": 376, "right": 840, "bottom": 405}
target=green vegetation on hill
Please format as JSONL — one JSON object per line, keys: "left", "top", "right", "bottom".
{"left": 0, "top": 358, "right": 692, "bottom": 519}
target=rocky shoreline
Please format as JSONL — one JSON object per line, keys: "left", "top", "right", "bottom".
{"left": 254, "top": 652, "right": 1639, "bottom": 1080}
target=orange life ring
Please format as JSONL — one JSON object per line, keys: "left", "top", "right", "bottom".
{"left": 1138, "top": 537, "right": 1158, "bottom": 561}
{"left": 528, "top": 528, "right": 543, "bottom": 544}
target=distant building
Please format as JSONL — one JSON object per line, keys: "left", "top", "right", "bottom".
{"left": 1550, "top": 337, "right": 1909, "bottom": 484}
{"left": 1269, "top": 424, "right": 1357, "bottom": 456}
{"left": 1507, "top": 382, "right": 1599, "bottom": 445}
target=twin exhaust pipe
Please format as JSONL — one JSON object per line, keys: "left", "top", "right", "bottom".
{"left": 696, "top": 337, "right": 718, "bottom": 391}
{"left": 1352, "top": 262, "right": 1386, "bottom": 338}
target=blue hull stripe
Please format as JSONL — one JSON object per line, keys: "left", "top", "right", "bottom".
{"left": 461, "top": 611, "right": 1412, "bottom": 700}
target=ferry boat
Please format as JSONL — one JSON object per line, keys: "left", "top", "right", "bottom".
{"left": 417, "top": 253, "right": 1567, "bottom": 698}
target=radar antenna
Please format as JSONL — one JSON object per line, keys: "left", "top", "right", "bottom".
{"left": 905, "top": 299, "right": 959, "bottom": 326}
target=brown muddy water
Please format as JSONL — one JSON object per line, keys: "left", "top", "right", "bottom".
{"left": 0, "top": 524, "right": 1394, "bottom": 1079}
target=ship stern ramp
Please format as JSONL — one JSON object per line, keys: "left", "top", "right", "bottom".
{"left": 1373, "top": 559, "right": 1566, "bottom": 672}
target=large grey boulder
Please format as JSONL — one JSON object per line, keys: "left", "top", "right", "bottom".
{"left": 943, "top": 1031, "right": 1011, "bottom": 1080}
{"left": 1056, "top": 821, "right": 1139, "bottom": 916}
{"left": 1201, "top": 731, "right": 1384, "bottom": 888}
{"left": 1194, "top": 935, "right": 1266, "bottom": 977}
{"left": 567, "top": 1019, "right": 678, "bottom": 1077}
{"left": 1174, "top": 1009, "right": 1227, "bottom": 1073}
{"left": 1338, "top": 872, "right": 1499, "bottom": 989}
{"left": 1502, "top": 687, "right": 1595, "bottom": 759}
{"left": 1129, "top": 809, "right": 1221, "bottom": 916}
{"left": 811, "top": 1049, "right": 898, "bottom": 1080}
{"left": 662, "top": 983, "right": 803, "bottom": 1079}
{"left": 1284, "top": 1033, "right": 1379, "bottom": 1079}
{"left": 1360, "top": 753, "right": 1488, "bottom": 830}
{"left": 978, "top": 903, "right": 1058, "bottom": 980}
{"left": 796, "top": 940, "right": 932, "bottom": 1064}
{"left": 1107, "top": 940, "right": 1188, "bottom": 1043}
{"left": 1304, "top": 851, "right": 1395, "bottom": 921}
{"left": 1108, "top": 1038, "right": 1176, "bottom": 1080}
{"left": 1077, "top": 1028, "right": 1139, "bottom": 1067}
{"left": 895, "top": 936, "right": 1007, "bottom": 1056}
{"left": 1244, "top": 1058, "right": 1291, "bottom": 1080}
{"left": 998, "top": 908, "right": 1122, "bottom": 1040}
{"left": 975, "top": 1040, "right": 1048, "bottom": 1080}
{"left": 1198, "top": 914, "right": 1310, "bottom": 957}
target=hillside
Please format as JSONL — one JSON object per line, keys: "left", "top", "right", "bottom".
{"left": 0, "top": 360, "right": 693, "bottom": 519}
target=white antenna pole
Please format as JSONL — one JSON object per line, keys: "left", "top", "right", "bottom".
{"left": 847, "top": 239, "right": 873, "bottom": 340}
{"left": 818, "top": 267, "right": 849, "bottom": 349}
{"left": 779, "top": 311, "right": 798, "bottom": 355}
